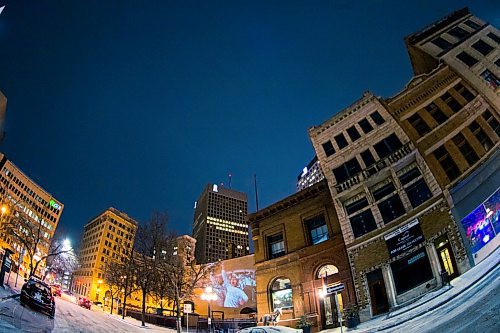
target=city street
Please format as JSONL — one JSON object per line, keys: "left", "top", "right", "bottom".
{"left": 0, "top": 296, "right": 173, "bottom": 333}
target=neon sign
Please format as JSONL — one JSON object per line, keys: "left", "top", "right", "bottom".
{"left": 49, "top": 199, "right": 61, "bottom": 210}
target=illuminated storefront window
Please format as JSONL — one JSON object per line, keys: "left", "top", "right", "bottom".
{"left": 461, "top": 188, "right": 500, "bottom": 254}
{"left": 271, "top": 278, "right": 293, "bottom": 310}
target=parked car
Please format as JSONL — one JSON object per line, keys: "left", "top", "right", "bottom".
{"left": 238, "top": 327, "right": 303, "bottom": 333}
{"left": 51, "top": 284, "right": 62, "bottom": 297}
{"left": 93, "top": 301, "right": 103, "bottom": 308}
{"left": 20, "top": 277, "right": 56, "bottom": 319}
{"left": 60, "top": 290, "right": 77, "bottom": 303}
{"left": 78, "top": 297, "right": 91, "bottom": 310}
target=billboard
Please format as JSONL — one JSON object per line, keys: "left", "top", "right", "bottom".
{"left": 461, "top": 187, "right": 500, "bottom": 254}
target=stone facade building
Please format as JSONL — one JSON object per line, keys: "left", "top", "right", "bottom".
{"left": 308, "top": 92, "right": 463, "bottom": 320}
{"left": 249, "top": 180, "right": 355, "bottom": 330}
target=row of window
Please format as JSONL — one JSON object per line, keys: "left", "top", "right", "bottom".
{"left": 322, "top": 111, "right": 386, "bottom": 158}
{"left": 430, "top": 19, "right": 485, "bottom": 52}
{"left": 266, "top": 214, "right": 330, "bottom": 260}
{"left": 345, "top": 165, "right": 432, "bottom": 238}
{"left": 433, "top": 112, "right": 499, "bottom": 182}
{"left": 408, "top": 82, "right": 476, "bottom": 137}
{"left": 332, "top": 133, "right": 403, "bottom": 184}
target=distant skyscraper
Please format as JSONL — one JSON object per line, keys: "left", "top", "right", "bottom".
{"left": 192, "top": 184, "right": 248, "bottom": 264}
{"left": 296, "top": 156, "right": 325, "bottom": 191}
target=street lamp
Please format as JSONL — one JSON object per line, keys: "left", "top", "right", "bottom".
{"left": 201, "top": 286, "right": 217, "bottom": 333}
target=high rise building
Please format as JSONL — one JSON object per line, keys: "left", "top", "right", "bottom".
{"left": 72, "top": 207, "right": 137, "bottom": 302}
{"left": 192, "top": 184, "right": 248, "bottom": 264}
{"left": 0, "top": 153, "right": 63, "bottom": 276}
{"left": 296, "top": 156, "right": 325, "bottom": 191}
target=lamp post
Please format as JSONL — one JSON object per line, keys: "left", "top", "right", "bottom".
{"left": 201, "top": 286, "right": 217, "bottom": 333}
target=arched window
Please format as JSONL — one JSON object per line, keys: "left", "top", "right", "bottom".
{"left": 317, "top": 265, "right": 339, "bottom": 279}
{"left": 270, "top": 278, "right": 293, "bottom": 310}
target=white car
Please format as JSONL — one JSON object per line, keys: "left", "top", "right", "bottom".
{"left": 60, "top": 290, "right": 77, "bottom": 303}
{"left": 238, "top": 326, "right": 303, "bottom": 333}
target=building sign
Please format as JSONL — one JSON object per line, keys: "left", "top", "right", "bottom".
{"left": 384, "top": 219, "right": 424, "bottom": 258}
{"left": 183, "top": 303, "right": 192, "bottom": 314}
{"left": 50, "top": 199, "right": 61, "bottom": 210}
{"left": 326, "top": 283, "right": 345, "bottom": 294}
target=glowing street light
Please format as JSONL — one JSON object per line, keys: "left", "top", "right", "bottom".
{"left": 201, "top": 286, "right": 217, "bottom": 333}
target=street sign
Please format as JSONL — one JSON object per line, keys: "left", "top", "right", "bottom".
{"left": 326, "top": 283, "right": 345, "bottom": 294}
{"left": 184, "top": 303, "right": 192, "bottom": 314}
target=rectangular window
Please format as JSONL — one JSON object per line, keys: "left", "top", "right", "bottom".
{"left": 464, "top": 20, "right": 481, "bottom": 30}
{"left": 370, "top": 111, "right": 385, "bottom": 125}
{"left": 378, "top": 194, "right": 406, "bottom": 224}
{"left": 374, "top": 134, "right": 403, "bottom": 159}
{"left": 333, "top": 158, "right": 362, "bottom": 183}
{"left": 469, "top": 120, "right": 494, "bottom": 151}
{"left": 399, "top": 167, "right": 422, "bottom": 186}
{"left": 496, "top": 58, "right": 500, "bottom": 68}
{"left": 350, "top": 209, "right": 377, "bottom": 238}
{"left": 391, "top": 249, "right": 434, "bottom": 294}
{"left": 472, "top": 39, "right": 494, "bottom": 56}
{"left": 425, "top": 102, "right": 448, "bottom": 124}
{"left": 487, "top": 32, "right": 500, "bottom": 44}
{"left": 481, "top": 70, "right": 500, "bottom": 90}
{"left": 405, "top": 179, "right": 433, "bottom": 208}
{"left": 408, "top": 113, "right": 431, "bottom": 136}
{"left": 347, "top": 126, "right": 361, "bottom": 141}
{"left": 441, "top": 92, "right": 462, "bottom": 113}
{"left": 345, "top": 197, "right": 369, "bottom": 215}
{"left": 335, "top": 133, "right": 348, "bottom": 149}
{"left": 456, "top": 51, "right": 478, "bottom": 67}
{"left": 267, "top": 234, "right": 285, "bottom": 259}
{"left": 372, "top": 182, "right": 396, "bottom": 201}
{"left": 431, "top": 36, "right": 453, "bottom": 50}
{"left": 358, "top": 119, "right": 374, "bottom": 133}
{"left": 305, "top": 215, "right": 329, "bottom": 245}
{"left": 433, "top": 146, "right": 461, "bottom": 181}
{"left": 452, "top": 133, "right": 479, "bottom": 166}
{"left": 360, "top": 149, "right": 376, "bottom": 167}
{"left": 322, "top": 141, "right": 336, "bottom": 157}
{"left": 447, "top": 26, "right": 469, "bottom": 40}
{"left": 482, "top": 110, "right": 500, "bottom": 137}
{"left": 453, "top": 83, "right": 475, "bottom": 103}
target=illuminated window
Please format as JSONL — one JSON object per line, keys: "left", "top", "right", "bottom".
{"left": 317, "top": 265, "right": 339, "bottom": 279}
{"left": 305, "top": 215, "right": 329, "bottom": 245}
{"left": 271, "top": 278, "right": 293, "bottom": 310}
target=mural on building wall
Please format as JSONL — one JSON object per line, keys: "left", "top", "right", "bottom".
{"left": 461, "top": 187, "right": 500, "bottom": 253}
{"left": 205, "top": 255, "right": 256, "bottom": 310}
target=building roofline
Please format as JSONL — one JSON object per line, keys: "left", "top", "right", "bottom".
{"left": 85, "top": 207, "right": 138, "bottom": 227}
{"left": 248, "top": 179, "right": 328, "bottom": 223}
{"left": 404, "top": 7, "right": 470, "bottom": 45}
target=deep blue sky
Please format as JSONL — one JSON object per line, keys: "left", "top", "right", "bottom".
{"left": 0, "top": 1, "right": 498, "bottom": 247}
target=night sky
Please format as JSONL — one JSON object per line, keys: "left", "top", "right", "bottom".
{"left": 0, "top": 1, "right": 498, "bottom": 248}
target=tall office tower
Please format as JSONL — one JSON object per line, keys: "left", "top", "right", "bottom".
{"left": 0, "top": 91, "right": 6, "bottom": 144}
{"left": 0, "top": 153, "right": 63, "bottom": 276}
{"left": 72, "top": 207, "right": 137, "bottom": 301}
{"left": 296, "top": 156, "right": 325, "bottom": 191}
{"left": 192, "top": 184, "right": 248, "bottom": 264}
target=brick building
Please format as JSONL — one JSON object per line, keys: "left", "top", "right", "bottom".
{"left": 249, "top": 180, "right": 355, "bottom": 330}
{"left": 403, "top": 7, "right": 500, "bottom": 266}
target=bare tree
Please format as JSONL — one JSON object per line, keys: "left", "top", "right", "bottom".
{"left": 45, "top": 238, "right": 79, "bottom": 280}
{"left": 134, "top": 212, "right": 172, "bottom": 326}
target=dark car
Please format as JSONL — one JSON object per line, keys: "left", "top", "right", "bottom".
{"left": 20, "top": 277, "right": 55, "bottom": 318}
{"left": 78, "top": 297, "right": 91, "bottom": 310}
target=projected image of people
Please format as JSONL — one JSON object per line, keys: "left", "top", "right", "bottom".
{"left": 210, "top": 264, "right": 256, "bottom": 308}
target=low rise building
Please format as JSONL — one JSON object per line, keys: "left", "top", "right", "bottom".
{"left": 249, "top": 180, "right": 355, "bottom": 330}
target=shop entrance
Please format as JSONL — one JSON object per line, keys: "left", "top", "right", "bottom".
{"left": 319, "top": 292, "right": 340, "bottom": 328}
{"left": 367, "top": 269, "right": 389, "bottom": 316}
{"left": 435, "top": 235, "right": 459, "bottom": 281}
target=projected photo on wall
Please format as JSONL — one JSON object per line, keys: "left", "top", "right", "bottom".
{"left": 461, "top": 187, "right": 499, "bottom": 253}
{"left": 209, "top": 262, "right": 256, "bottom": 309}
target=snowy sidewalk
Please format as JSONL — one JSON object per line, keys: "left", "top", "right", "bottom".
{"left": 105, "top": 311, "right": 178, "bottom": 332}
{"left": 320, "top": 246, "right": 500, "bottom": 333}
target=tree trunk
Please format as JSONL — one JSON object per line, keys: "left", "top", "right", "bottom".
{"left": 141, "top": 288, "right": 146, "bottom": 327}
{"left": 110, "top": 289, "right": 114, "bottom": 315}
{"left": 175, "top": 287, "right": 181, "bottom": 333}
{"left": 122, "top": 278, "right": 129, "bottom": 320}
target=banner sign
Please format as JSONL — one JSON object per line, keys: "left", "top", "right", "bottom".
{"left": 384, "top": 219, "right": 424, "bottom": 258}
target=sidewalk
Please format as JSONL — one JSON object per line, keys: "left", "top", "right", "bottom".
{"left": 105, "top": 310, "right": 178, "bottom": 332}
{"left": 320, "top": 245, "right": 500, "bottom": 333}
